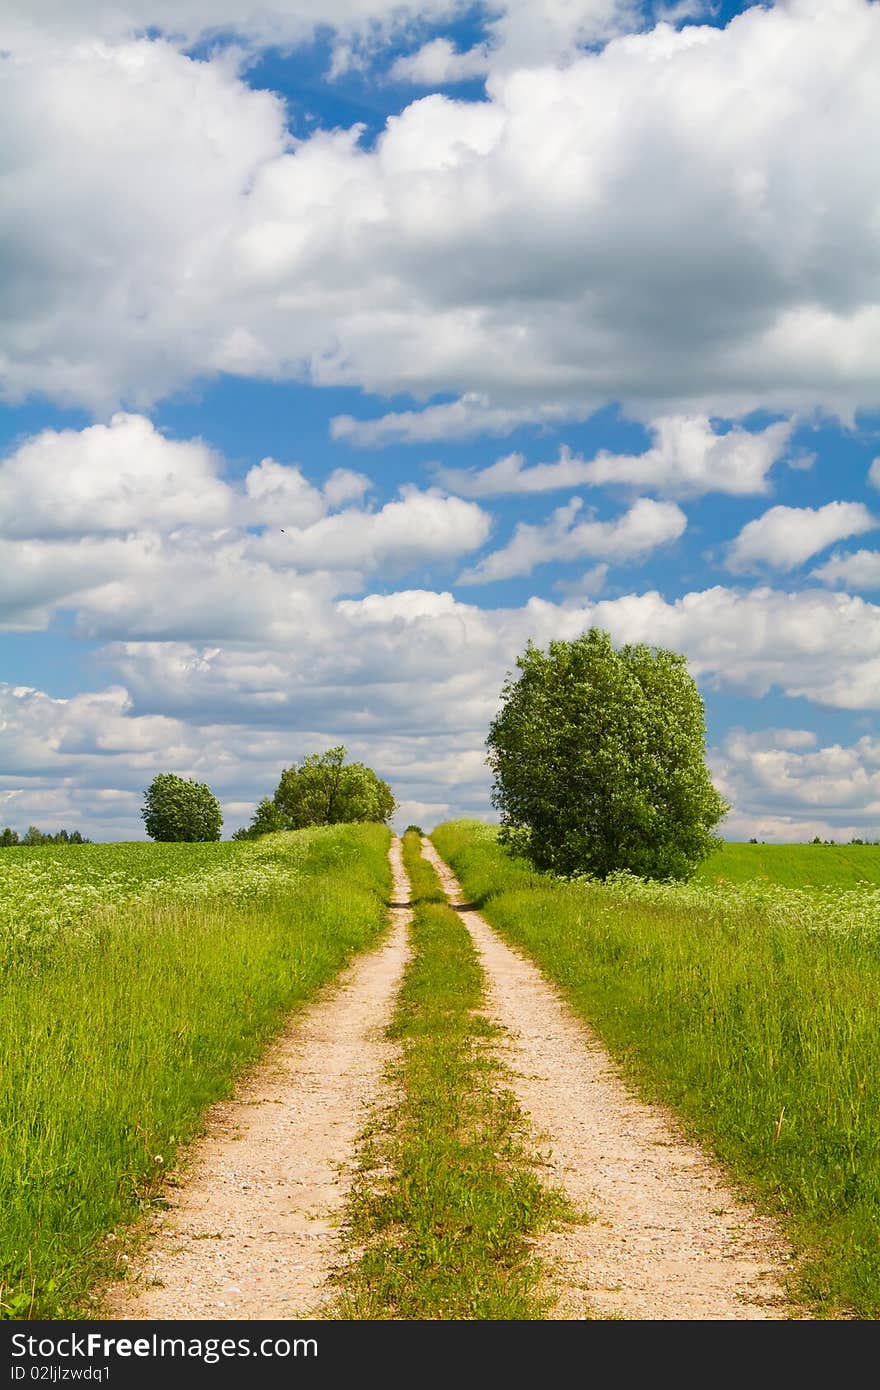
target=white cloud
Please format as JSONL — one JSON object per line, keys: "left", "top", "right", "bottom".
{"left": 388, "top": 0, "right": 640, "bottom": 83}
{"left": 0, "top": 411, "right": 378, "bottom": 542}
{"left": 726, "top": 501, "right": 876, "bottom": 573}
{"left": 3, "top": 5, "right": 880, "bottom": 419}
{"left": 436, "top": 417, "right": 793, "bottom": 498}
{"left": 458, "top": 496, "right": 686, "bottom": 583}
{"left": 260, "top": 486, "right": 491, "bottom": 573}
{"left": 0, "top": 1, "right": 462, "bottom": 58}
{"left": 553, "top": 563, "right": 609, "bottom": 599}
{"left": 0, "top": 417, "right": 489, "bottom": 635}
{"left": 390, "top": 37, "right": 493, "bottom": 84}
{"left": 0, "top": 414, "right": 231, "bottom": 538}
{"left": 711, "top": 726, "right": 880, "bottom": 837}
{"left": 330, "top": 394, "right": 576, "bottom": 446}
{"left": 812, "top": 549, "right": 880, "bottom": 591}
{"left": 869, "top": 457, "right": 880, "bottom": 489}
{"left": 583, "top": 584, "right": 880, "bottom": 710}
{"left": 243, "top": 459, "right": 374, "bottom": 526}
{"left": 4, "top": 414, "right": 880, "bottom": 725}
{"left": 0, "top": 1, "right": 640, "bottom": 77}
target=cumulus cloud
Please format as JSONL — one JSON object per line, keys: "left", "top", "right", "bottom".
{"left": 726, "top": 501, "right": 876, "bottom": 573}
{"left": 812, "top": 549, "right": 880, "bottom": 591}
{"left": 582, "top": 584, "right": 880, "bottom": 710}
{"left": 0, "top": 414, "right": 232, "bottom": 538}
{"left": 390, "top": 36, "right": 493, "bottom": 84}
{"left": 458, "top": 496, "right": 686, "bottom": 583}
{"left": 0, "top": 417, "right": 489, "bottom": 635}
{"left": 391, "top": 0, "right": 641, "bottom": 81}
{"left": 436, "top": 417, "right": 793, "bottom": 499}
{"left": 0, "top": 411, "right": 373, "bottom": 537}
{"left": 261, "top": 486, "right": 491, "bottom": 573}
{"left": 3, "top": 4, "right": 880, "bottom": 420}
{"left": 241, "top": 464, "right": 358, "bottom": 533}
{"left": 711, "top": 727, "right": 880, "bottom": 838}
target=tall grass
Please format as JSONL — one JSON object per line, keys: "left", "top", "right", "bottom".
{"left": 432, "top": 819, "right": 880, "bottom": 1318}
{"left": 0, "top": 824, "right": 391, "bottom": 1319}
{"left": 333, "top": 832, "right": 567, "bottom": 1320}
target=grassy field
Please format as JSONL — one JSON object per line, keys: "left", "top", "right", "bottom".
{"left": 432, "top": 819, "right": 880, "bottom": 1319}
{"left": 0, "top": 824, "right": 391, "bottom": 1320}
{"left": 333, "top": 831, "right": 566, "bottom": 1320}
{"left": 697, "top": 840, "right": 880, "bottom": 888}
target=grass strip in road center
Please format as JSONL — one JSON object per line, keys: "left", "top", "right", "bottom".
{"left": 332, "top": 830, "right": 569, "bottom": 1320}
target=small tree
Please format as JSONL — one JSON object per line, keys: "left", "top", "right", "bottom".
{"left": 273, "top": 746, "right": 395, "bottom": 829}
{"left": 0, "top": 827, "right": 20, "bottom": 847}
{"left": 237, "top": 746, "right": 396, "bottom": 838}
{"left": 231, "top": 797, "right": 287, "bottom": 841}
{"left": 487, "top": 628, "right": 728, "bottom": 881}
{"left": 141, "top": 773, "right": 222, "bottom": 843}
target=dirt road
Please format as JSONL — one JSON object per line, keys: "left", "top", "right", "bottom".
{"left": 102, "top": 835, "right": 798, "bottom": 1320}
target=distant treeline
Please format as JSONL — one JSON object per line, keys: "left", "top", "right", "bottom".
{"left": 808, "top": 836, "right": 880, "bottom": 846}
{"left": 0, "top": 827, "right": 91, "bottom": 847}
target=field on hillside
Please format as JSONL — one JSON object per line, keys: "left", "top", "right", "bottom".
{"left": 432, "top": 820, "right": 880, "bottom": 1318}
{"left": 696, "top": 840, "right": 880, "bottom": 888}
{"left": 0, "top": 824, "right": 391, "bottom": 1319}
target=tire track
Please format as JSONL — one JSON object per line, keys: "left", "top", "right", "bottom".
{"left": 421, "top": 837, "right": 797, "bottom": 1321}
{"left": 101, "top": 840, "right": 411, "bottom": 1320}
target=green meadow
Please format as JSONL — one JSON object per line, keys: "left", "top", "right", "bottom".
{"left": 696, "top": 840, "right": 880, "bottom": 889}
{"left": 7, "top": 818, "right": 880, "bottom": 1321}
{"left": 432, "top": 820, "right": 880, "bottom": 1319}
{"left": 0, "top": 824, "right": 391, "bottom": 1319}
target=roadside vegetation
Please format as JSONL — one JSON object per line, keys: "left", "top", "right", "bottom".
{"left": 333, "top": 831, "right": 568, "bottom": 1320}
{"left": 432, "top": 819, "right": 880, "bottom": 1318}
{"left": 0, "top": 823, "right": 391, "bottom": 1320}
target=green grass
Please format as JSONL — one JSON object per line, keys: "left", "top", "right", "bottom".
{"left": 0, "top": 823, "right": 391, "bottom": 1319}
{"left": 432, "top": 819, "right": 880, "bottom": 1319}
{"left": 333, "top": 831, "right": 568, "bottom": 1320}
{"left": 696, "top": 840, "right": 880, "bottom": 889}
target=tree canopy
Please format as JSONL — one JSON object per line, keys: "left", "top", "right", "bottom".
{"left": 486, "top": 628, "right": 728, "bottom": 881}
{"left": 235, "top": 746, "right": 396, "bottom": 838}
{"left": 141, "top": 772, "right": 223, "bottom": 843}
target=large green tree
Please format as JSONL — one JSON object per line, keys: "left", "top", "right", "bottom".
{"left": 486, "top": 628, "right": 728, "bottom": 881}
{"left": 141, "top": 772, "right": 223, "bottom": 843}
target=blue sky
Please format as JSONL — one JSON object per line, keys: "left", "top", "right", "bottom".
{"left": 1, "top": 0, "right": 880, "bottom": 841}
